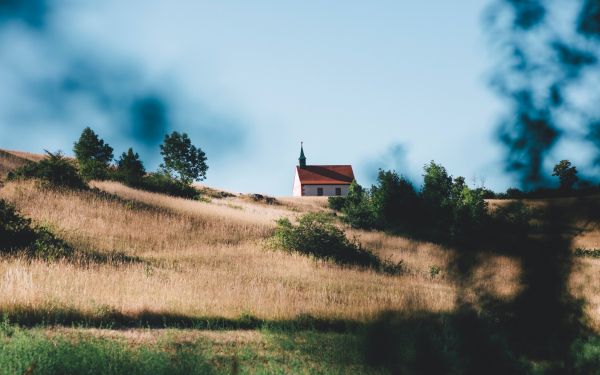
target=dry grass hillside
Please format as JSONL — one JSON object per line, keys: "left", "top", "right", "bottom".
{"left": 1, "top": 149, "right": 600, "bottom": 372}
{"left": 0, "top": 149, "right": 599, "bottom": 329}
{"left": 0, "top": 179, "right": 458, "bottom": 323}
{"left": 0, "top": 149, "right": 44, "bottom": 177}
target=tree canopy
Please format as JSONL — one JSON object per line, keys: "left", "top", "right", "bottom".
{"left": 116, "top": 148, "right": 146, "bottom": 186}
{"left": 160, "top": 132, "right": 208, "bottom": 185}
{"left": 552, "top": 160, "right": 578, "bottom": 190}
{"left": 73, "top": 127, "right": 114, "bottom": 180}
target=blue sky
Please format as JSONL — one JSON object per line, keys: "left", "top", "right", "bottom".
{"left": 0, "top": 1, "right": 517, "bottom": 195}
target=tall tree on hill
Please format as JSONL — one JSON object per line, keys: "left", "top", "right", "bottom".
{"left": 422, "top": 161, "right": 452, "bottom": 206}
{"left": 116, "top": 148, "right": 145, "bottom": 186}
{"left": 159, "top": 131, "right": 208, "bottom": 185}
{"left": 73, "top": 127, "right": 114, "bottom": 180}
{"left": 552, "top": 160, "right": 578, "bottom": 191}
{"left": 370, "top": 169, "right": 419, "bottom": 230}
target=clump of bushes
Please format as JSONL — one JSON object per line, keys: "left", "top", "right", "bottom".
{"left": 78, "top": 128, "right": 206, "bottom": 200}
{"left": 136, "top": 172, "right": 200, "bottom": 199}
{"left": 0, "top": 199, "right": 73, "bottom": 260}
{"left": 327, "top": 195, "right": 346, "bottom": 211}
{"left": 6, "top": 127, "right": 209, "bottom": 200}
{"left": 7, "top": 151, "right": 87, "bottom": 190}
{"left": 271, "top": 212, "right": 403, "bottom": 275}
{"left": 329, "top": 163, "right": 490, "bottom": 245}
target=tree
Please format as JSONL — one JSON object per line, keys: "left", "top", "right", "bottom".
{"left": 370, "top": 169, "right": 419, "bottom": 230}
{"left": 421, "top": 161, "right": 454, "bottom": 239}
{"left": 450, "top": 176, "right": 467, "bottom": 203}
{"left": 422, "top": 161, "right": 452, "bottom": 206}
{"left": 342, "top": 180, "right": 377, "bottom": 229}
{"left": 552, "top": 160, "right": 578, "bottom": 191}
{"left": 451, "top": 184, "right": 488, "bottom": 242}
{"left": 160, "top": 131, "right": 208, "bottom": 185}
{"left": 116, "top": 148, "right": 145, "bottom": 186}
{"left": 73, "top": 127, "right": 114, "bottom": 180}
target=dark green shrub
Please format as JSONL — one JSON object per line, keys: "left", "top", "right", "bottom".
{"left": 477, "top": 187, "right": 498, "bottom": 199}
{"left": 139, "top": 172, "right": 199, "bottom": 199}
{"left": 341, "top": 181, "right": 378, "bottom": 229}
{"left": 422, "top": 161, "right": 453, "bottom": 207}
{"left": 8, "top": 151, "right": 87, "bottom": 190}
{"left": 0, "top": 199, "right": 73, "bottom": 259}
{"left": 450, "top": 186, "right": 488, "bottom": 242}
{"left": 73, "top": 127, "right": 114, "bottom": 180}
{"left": 371, "top": 170, "right": 420, "bottom": 231}
{"left": 115, "top": 148, "right": 146, "bottom": 186}
{"left": 328, "top": 196, "right": 346, "bottom": 211}
{"left": 272, "top": 212, "right": 402, "bottom": 274}
{"left": 504, "top": 187, "right": 525, "bottom": 199}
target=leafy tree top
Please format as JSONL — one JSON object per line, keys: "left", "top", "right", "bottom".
{"left": 552, "top": 160, "right": 578, "bottom": 190}
{"left": 73, "top": 127, "right": 113, "bottom": 164}
{"left": 422, "top": 161, "right": 452, "bottom": 204}
{"left": 117, "top": 148, "right": 146, "bottom": 185}
{"left": 160, "top": 131, "right": 208, "bottom": 184}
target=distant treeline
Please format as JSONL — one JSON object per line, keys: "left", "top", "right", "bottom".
{"left": 329, "top": 159, "right": 597, "bottom": 245}
{"left": 7, "top": 127, "right": 208, "bottom": 200}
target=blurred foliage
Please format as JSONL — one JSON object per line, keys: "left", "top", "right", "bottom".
{"left": 486, "top": 0, "right": 600, "bottom": 188}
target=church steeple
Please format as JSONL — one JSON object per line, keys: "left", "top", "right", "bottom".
{"left": 298, "top": 142, "right": 307, "bottom": 168}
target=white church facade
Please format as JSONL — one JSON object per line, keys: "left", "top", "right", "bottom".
{"left": 292, "top": 144, "right": 355, "bottom": 197}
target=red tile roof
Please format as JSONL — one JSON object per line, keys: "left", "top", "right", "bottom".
{"left": 296, "top": 165, "right": 355, "bottom": 185}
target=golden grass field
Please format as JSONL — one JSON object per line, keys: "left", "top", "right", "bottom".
{"left": 0, "top": 179, "right": 458, "bottom": 322}
{"left": 1, "top": 149, "right": 600, "bottom": 353}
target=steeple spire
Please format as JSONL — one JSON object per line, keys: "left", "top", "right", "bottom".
{"left": 298, "top": 142, "right": 307, "bottom": 168}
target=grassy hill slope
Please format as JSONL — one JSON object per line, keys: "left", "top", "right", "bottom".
{"left": 1, "top": 149, "right": 600, "bottom": 373}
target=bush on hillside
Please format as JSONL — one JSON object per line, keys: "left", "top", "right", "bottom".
{"left": 272, "top": 212, "right": 402, "bottom": 274}
{"left": 327, "top": 196, "right": 346, "bottom": 211}
{"left": 138, "top": 172, "right": 199, "bottom": 199}
{"left": 0, "top": 199, "right": 73, "bottom": 259}
{"left": 337, "top": 164, "right": 496, "bottom": 245}
{"left": 8, "top": 151, "right": 87, "bottom": 190}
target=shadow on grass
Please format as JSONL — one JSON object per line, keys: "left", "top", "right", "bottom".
{"left": 362, "top": 197, "right": 600, "bottom": 374}
{"left": 1, "top": 194, "right": 146, "bottom": 267}
{"left": 2, "top": 307, "right": 363, "bottom": 333}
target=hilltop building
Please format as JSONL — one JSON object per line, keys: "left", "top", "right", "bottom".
{"left": 292, "top": 143, "right": 355, "bottom": 197}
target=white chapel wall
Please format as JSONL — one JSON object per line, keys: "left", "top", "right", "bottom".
{"left": 302, "top": 184, "right": 350, "bottom": 197}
